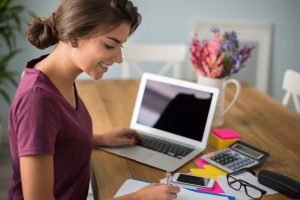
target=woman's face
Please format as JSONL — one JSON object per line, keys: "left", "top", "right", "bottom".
{"left": 71, "top": 22, "right": 131, "bottom": 80}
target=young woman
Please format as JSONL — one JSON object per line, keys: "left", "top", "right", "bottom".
{"left": 8, "top": 0, "right": 180, "bottom": 199}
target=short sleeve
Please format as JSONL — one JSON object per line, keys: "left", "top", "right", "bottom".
{"left": 14, "top": 87, "right": 60, "bottom": 157}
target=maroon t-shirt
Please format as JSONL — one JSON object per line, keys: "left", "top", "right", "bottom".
{"left": 8, "top": 55, "right": 93, "bottom": 199}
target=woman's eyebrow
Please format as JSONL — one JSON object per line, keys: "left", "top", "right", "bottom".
{"left": 106, "top": 36, "right": 126, "bottom": 44}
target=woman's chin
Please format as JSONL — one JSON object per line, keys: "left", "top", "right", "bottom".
{"left": 94, "top": 73, "right": 104, "bottom": 80}
{"left": 85, "top": 71, "right": 104, "bottom": 80}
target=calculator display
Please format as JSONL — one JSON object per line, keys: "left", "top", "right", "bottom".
{"left": 232, "top": 143, "right": 263, "bottom": 159}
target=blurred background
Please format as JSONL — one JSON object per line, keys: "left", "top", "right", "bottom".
{"left": 0, "top": 0, "right": 300, "bottom": 198}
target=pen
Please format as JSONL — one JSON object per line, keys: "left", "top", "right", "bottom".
{"left": 166, "top": 171, "right": 172, "bottom": 185}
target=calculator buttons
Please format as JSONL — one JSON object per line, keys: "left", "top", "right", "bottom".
{"left": 202, "top": 149, "right": 259, "bottom": 172}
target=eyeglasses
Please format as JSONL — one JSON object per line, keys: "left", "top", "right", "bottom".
{"left": 226, "top": 168, "right": 267, "bottom": 200}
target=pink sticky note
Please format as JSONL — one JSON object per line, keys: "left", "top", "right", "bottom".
{"left": 195, "top": 157, "right": 209, "bottom": 168}
{"left": 196, "top": 181, "right": 224, "bottom": 194}
{"left": 212, "top": 128, "right": 241, "bottom": 140}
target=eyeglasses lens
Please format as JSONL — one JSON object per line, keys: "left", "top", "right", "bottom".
{"left": 245, "top": 186, "right": 263, "bottom": 200}
{"left": 227, "top": 176, "right": 241, "bottom": 190}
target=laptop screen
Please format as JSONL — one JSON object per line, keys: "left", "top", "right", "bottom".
{"left": 136, "top": 79, "right": 213, "bottom": 142}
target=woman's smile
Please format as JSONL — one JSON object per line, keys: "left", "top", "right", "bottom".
{"left": 98, "top": 62, "right": 111, "bottom": 73}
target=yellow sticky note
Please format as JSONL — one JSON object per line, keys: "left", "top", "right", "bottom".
{"left": 190, "top": 164, "right": 227, "bottom": 179}
{"left": 190, "top": 168, "right": 219, "bottom": 179}
{"left": 203, "top": 165, "right": 227, "bottom": 176}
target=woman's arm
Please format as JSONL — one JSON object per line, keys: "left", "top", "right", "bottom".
{"left": 93, "top": 127, "right": 181, "bottom": 200}
{"left": 20, "top": 155, "right": 55, "bottom": 200}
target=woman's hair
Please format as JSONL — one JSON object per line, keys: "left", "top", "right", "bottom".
{"left": 27, "top": 0, "right": 141, "bottom": 49}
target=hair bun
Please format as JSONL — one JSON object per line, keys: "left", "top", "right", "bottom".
{"left": 27, "top": 14, "right": 59, "bottom": 49}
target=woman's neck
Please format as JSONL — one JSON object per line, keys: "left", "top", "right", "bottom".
{"left": 35, "top": 42, "right": 81, "bottom": 90}
{"left": 34, "top": 42, "right": 81, "bottom": 108}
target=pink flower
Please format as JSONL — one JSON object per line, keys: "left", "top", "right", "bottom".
{"left": 190, "top": 33, "right": 224, "bottom": 78}
{"left": 190, "top": 28, "right": 254, "bottom": 78}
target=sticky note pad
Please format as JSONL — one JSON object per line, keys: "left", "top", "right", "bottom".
{"left": 190, "top": 168, "right": 219, "bottom": 179}
{"left": 212, "top": 129, "right": 241, "bottom": 140}
{"left": 210, "top": 128, "right": 241, "bottom": 149}
{"left": 203, "top": 165, "right": 227, "bottom": 176}
{"left": 190, "top": 165, "right": 227, "bottom": 179}
{"left": 209, "top": 134, "right": 239, "bottom": 149}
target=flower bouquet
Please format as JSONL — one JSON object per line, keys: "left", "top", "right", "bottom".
{"left": 190, "top": 27, "right": 255, "bottom": 78}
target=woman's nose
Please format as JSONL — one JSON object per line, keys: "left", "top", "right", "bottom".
{"left": 113, "top": 48, "right": 123, "bottom": 64}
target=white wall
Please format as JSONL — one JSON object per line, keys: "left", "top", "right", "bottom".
{"left": 1, "top": 0, "right": 300, "bottom": 137}
{"left": 129, "top": 0, "right": 300, "bottom": 99}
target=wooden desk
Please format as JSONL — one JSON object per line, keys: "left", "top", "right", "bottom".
{"left": 76, "top": 79, "right": 300, "bottom": 200}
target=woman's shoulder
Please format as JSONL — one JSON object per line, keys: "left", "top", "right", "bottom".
{"left": 11, "top": 71, "right": 62, "bottom": 114}
{"left": 17, "top": 69, "right": 57, "bottom": 97}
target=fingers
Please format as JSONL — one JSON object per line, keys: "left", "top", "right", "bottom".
{"left": 153, "top": 184, "right": 180, "bottom": 198}
{"left": 115, "top": 136, "right": 136, "bottom": 146}
{"left": 126, "top": 130, "right": 143, "bottom": 144}
{"left": 163, "top": 185, "right": 181, "bottom": 200}
{"left": 116, "top": 127, "right": 143, "bottom": 145}
{"left": 169, "top": 193, "right": 178, "bottom": 199}
{"left": 100, "top": 127, "right": 142, "bottom": 146}
{"left": 137, "top": 183, "right": 180, "bottom": 200}
{"left": 169, "top": 185, "right": 180, "bottom": 194}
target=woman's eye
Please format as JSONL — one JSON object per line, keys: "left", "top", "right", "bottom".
{"left": 104, "top": 44, "right": 115, "bottom": 49}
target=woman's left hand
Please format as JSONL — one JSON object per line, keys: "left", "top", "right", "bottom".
{"left": 93, "top": 127, "right": 142, "bottom": 147}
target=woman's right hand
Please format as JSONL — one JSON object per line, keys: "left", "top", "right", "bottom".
{"left": 114, "top": 183, "right": 180, "bottom": 200}
{"left": 134, "top": 183, "right": 180, "bottom": 200}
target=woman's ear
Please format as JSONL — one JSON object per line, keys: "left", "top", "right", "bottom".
{"left": 70, "top": 38, "right": 78, "bottom": 48}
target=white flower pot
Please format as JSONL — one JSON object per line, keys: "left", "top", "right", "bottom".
{"left": 197, "top": 75, "right": 241, "bottom": 127}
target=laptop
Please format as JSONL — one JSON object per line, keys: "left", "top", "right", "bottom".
{"left": 100, "top": 73, "right": 219, "bottom": 172}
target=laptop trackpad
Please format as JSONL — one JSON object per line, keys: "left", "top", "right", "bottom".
{"left": 120, "top": 147, "right": 155, "bottom": 162}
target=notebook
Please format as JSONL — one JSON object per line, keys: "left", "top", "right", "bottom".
{"left": 114, "top": 179, "right": 235, "bottom": 200}
{"left": 100, "top": 73, "right": 219, "bottom": 172}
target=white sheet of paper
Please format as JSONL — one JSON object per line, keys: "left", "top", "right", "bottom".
{"left": 217, "top": 172, "right": 277, "bottom": 200}
{"left": 114, "top": 179, "right": 231, "bottom": 200}
{"left": 86, "top": 181, "right": 93, "bottom": 200}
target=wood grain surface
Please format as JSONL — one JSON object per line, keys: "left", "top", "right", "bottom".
{"left": 76, "top": 79, "right": 300, "bottom": 200}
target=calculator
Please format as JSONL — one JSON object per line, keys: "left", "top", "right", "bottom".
{"left": 201, "top": 141, "right": 270, "bottom": 172}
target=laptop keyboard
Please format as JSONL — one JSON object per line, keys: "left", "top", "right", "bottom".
{"left": 138, "top": 135, "right": 194, "bottom": 159}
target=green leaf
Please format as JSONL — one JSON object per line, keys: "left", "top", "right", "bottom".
{"left": 0, "top": 0, "right": 11, "bottom": 9}
{"left": 0, "top": 49, "right": 20, "bottom": 67}
{"left": 12, "top": 14, "right": 21, "bottom": 30}
{"left": 8, "top": 6, "right": 24, "bottom": 22}
{"left": 8, "top": 5, "right": 24, "bottom": 13}
{"left": 0, "top": 27, "right": 14, "bottom": 50}
{"left": 0, "top": 70, "right": 18, "bottom": 85}
{"left": 0, "top": 69, "right": 18, "bottom": 81}
{"left": 0, "top": 0, "right": 26, "bottom": 103}
{"left": 0, "top": 74, "right": 18, "bottom": 97}
{"left": 0, "top": 87, "right": 11, "bottom": 104}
